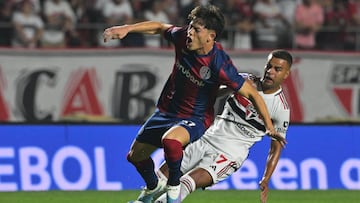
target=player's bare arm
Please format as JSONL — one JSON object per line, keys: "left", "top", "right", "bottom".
{"left": 237, "top": 81, "right": 287, "bottom": 147}
{"left": 259, "top": 140, "right": 282, "bottom": 203}
{"left": 103, "top": 21, "right": 173, "bottom": 42}
{"left": 217, "top": 74, "right": 259, "bottom": 98}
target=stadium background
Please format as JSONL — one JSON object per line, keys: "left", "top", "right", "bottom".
{"left": 0, "top": 49, "right": 359, "bottom": 192}
{"left": 0, "top": 0, "right": 359, "bottom": 201}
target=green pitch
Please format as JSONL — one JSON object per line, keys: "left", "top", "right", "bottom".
{"left": 0, "top": 190, "right": 358, "bottom": 203}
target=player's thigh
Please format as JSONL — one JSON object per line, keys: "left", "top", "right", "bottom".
{"left": 198, "top": 152, "right": 240, "bottom": 185}
{"left": 136, "top": 111, "right": 177, "bottom": 147}
{"left": 171, "top": 118, "right": 205, "bottom": 143}
{"left": 162, "top": 125, "right": 190, "bottom": 145}
{"left": 162, "top": 118, "right": 205, "bottom": 146}
{"left": 180, "top": 140, "right": 207, "bottom": 174}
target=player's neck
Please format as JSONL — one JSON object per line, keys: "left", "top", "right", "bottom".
{"left": 261, "top": 85, "right": 281, "bottom": 94}
{"left": 196, "top": 42, "right": 214, "bottom": 55}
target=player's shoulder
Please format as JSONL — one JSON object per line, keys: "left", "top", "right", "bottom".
{"left": 164, "top": 25, "right": 186, "bottom": 39}
{"left": 212, "top": 43, "right": 232, "bottom": 63}
{"left": 213, "top": 42, "right": 229, "bottom": 56}
{"left": 166, "top": 25, "right": 188, "bottom": 36}
{"left": 274, "top": 90, "right": 290, "bottom": 111}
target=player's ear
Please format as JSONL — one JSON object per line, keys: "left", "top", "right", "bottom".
{"left": 283, "top": 69, "right": 290, "bottom": 80}
{"left": 209, "top": 31, "right": 216, "bottom": 42}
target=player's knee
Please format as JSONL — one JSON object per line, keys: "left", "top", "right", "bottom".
{"left": 126, "top": 151, "right": 145, "bottom": 164}
{"left": 126, "top": 152, "right": 136, "bottom": 164}
{"left": 189, "top": 168, "right": 213, "bottom": 188}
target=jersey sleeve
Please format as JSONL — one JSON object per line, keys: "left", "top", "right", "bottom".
{"left": 218, "top": 59, "right": 245, "bottom": 92}
{"left": 163, "top": 26, "right": 186, "bottom": 44}
{"left": 272, "top": 106, "right": 290, "bottom": 139}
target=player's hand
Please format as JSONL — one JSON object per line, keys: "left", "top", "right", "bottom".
{"left": 259, "top": 179, "right": 269, "bottom": 203}
{"left": 103, "top": 25, "right": 129, "bottom": 42}
{"left": 265, "top": 129, "right": 287, "bottom": 148}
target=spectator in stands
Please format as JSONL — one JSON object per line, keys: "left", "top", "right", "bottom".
{"left": 179, "top": 0, "right": 203, "bottom": 25}
{"left": 14, "top": 0, "right": 41, "bottom": 14}
{"left": 89, "top": 0, "right": 108, "bottom": 24}
{"left": 277, "top": 0, "right": 297, "bottom": 48}
{"left": 348, "top": 0, "right": 360, "bottom": 50}
{"left": 68, "top": 0, "right": 94, "bottom": 47}
{"left": 130, "top": 0, "right": 146, "bottom": 21}
{"left": 253, "top": 0, "right": 291, "bottom": 49}
{"left": 79, "top": 0, "right": 105, "bottom": 47}
{"left": 349, "top": 0, "right": 360, "bottom": 25}
{"left": 215, "top": 0, "right": 255, "bottom": 50}
{"left": 102, "top": 0, "right": 132, "bottom": 25}
{"left": 94, "top": 0, "right": 110, "bottom": 12}
{"left": 42, "top": 0, "right": 78, "bottom": 48}
{"left": 294, "top": 0, "right": 324, "bottom": 50}
{"left": 99, "top": 0, "right": 144, "bottom": 47}
{"left": 12, "top": 0, "right": 44, "bottom": 48}
{"left": 0, "top": 1, "right": 15, "bottom": 47}
{"left": 277, "top": 0, "right": 297, "bottom": 24}
{"left": 144, "top": 0, "right": 170, "bottom": 47}
{"left": 234, "top": 0, "right": 256, "bottom": 50}
{"left": 162, "top": 0, "right": 180, "bottom": 24}
{"left": 318, "top": 0, "right": 352, "bottom": 50}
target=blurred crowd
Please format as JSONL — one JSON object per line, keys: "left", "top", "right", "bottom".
{"left": 1, "top": 0, "right": 360, "bottom": 50}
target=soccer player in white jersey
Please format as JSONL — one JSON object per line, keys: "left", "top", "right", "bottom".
{"left": 151, "top": 49, "right": 292, "bottom": 203}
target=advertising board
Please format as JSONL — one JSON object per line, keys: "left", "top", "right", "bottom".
{"left": 0, "top": 124, "right": 359, "bottom": 191}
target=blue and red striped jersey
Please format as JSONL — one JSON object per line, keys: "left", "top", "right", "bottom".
{"left": 157, "top": 26, "right": 245, "bottom": 128}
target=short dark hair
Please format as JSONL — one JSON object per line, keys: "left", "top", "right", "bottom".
{"left": 270, "top": 49, "right": 293, "bottom": 68}
{"left": 188, "top": 4, "right": 225, "bottom": 40}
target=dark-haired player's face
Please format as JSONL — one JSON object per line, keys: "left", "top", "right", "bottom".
{"left": 186, "top": 21, "right": 212, "bottom": 53}
{"left": 261, "top": 57, "right": 290, "bottom": 93}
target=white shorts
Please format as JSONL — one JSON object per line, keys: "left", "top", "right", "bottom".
{"left": 181, "top": 139, "right": 241, "bottom": 184}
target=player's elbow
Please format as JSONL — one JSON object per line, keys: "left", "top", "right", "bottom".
{"left": 238, "top": 81, "right": 256, "bottom": 99}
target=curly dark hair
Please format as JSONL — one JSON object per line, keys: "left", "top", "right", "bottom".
{"left": 187, "top": 4, "right": 225, "bottom": 40}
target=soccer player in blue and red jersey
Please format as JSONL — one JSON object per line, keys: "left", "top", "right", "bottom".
{"left": 103, "top": 4, "right": 285, "bottom": 203}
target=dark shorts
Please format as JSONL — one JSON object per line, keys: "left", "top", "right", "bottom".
{"left": 136, "top": 111, "right": 206, "bottom": 148}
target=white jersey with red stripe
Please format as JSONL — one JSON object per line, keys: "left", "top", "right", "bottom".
{"left": 201, "top": 86, "right": 290, "bottom": 161}
{"left": 179, "top": 74, "right": 290, "bottom": 184}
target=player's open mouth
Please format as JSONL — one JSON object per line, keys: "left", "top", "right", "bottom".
{"left": 186, "top": 37, "right": 192, "bottom": 45}
{"left": 264, "top": 76, "right": 273, "bottom": 83}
